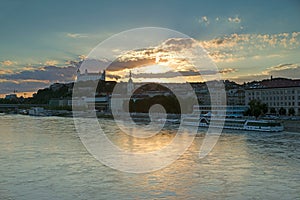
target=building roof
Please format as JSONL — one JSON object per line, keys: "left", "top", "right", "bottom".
{"left": 246, "top": 78, "right": 300, "bottom": 90}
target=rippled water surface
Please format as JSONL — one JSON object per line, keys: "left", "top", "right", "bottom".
{"left": 0, "top": 115, "right": 299, "bottom": 199}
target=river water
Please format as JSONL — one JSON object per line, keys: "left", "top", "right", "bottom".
{"left": 0, "top": 114, "right": 299, "bottom": 199}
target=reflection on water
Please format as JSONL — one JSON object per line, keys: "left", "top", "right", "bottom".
{"left": 0, "top": 115, "right": 299, "bottom": 199}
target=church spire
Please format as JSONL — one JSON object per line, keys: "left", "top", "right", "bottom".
{"left": 129, "top": 70, "right": 132, "bottom": 80}
{"left": 127, "top": 70, "right": 134, "bottom": 94}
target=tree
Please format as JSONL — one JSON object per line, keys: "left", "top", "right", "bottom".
{"left": 279, "top": 107, "right": 286, "bottom": 115}
{"left": 270, "top": 107, "right": 276, "bottom": 115}
{"left": 252, "top": 107, "right": 262, "bottom": 119}
{"left": 245, "top": 99, "right": 268, "bottom": 118}
{"left": 288, "top": 107, "right": 295, "bottom": 116}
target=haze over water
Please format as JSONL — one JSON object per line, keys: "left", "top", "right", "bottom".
{"left": 0, "top": 115, "right": 299, "bottom": 199}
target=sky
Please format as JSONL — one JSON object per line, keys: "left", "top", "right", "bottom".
{"left": 0, "top": 0, "right": 300, "bottom": 96}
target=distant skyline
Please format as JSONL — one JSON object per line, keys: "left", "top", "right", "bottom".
{"left": 0, "top": 0, "right": 300, "bottom": 96}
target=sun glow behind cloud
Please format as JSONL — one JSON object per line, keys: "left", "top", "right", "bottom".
{"left": 1, "top": 29, "right": 300, "bottom": 95}
{"left": 102, "top": 31, "right": 300, "bottom": 83}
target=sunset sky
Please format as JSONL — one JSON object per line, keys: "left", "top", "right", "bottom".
{"left": 0, "top": 0, "right": 300, "bottom": 96}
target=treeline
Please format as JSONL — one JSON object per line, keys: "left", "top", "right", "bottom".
{"left": 244, "top": 99, "right": 296, "bottom": 118}
{"left": 128, "top": 95, "right": 181, "bottom": 114}
{"left": 126, "top": 95, "right": 197, "bottom": 114}
{"left": 1, "top": 80, "right": 117, "bottom": 105}
{"left": 30, "top": 84, "right": 73, "bottom": 104}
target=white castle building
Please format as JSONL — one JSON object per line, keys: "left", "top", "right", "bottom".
{"left": 76, "top": 69, "right": 106, "bottom": 82}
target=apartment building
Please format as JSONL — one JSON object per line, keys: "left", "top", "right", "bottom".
{"left": 245, "top": 78, "right": 300, "bottom": 115}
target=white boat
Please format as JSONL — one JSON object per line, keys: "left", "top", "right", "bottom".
{"left": 182, "top": 105, "right": 284, "bottom": 132}
{"left": 28, "top": 107, "right": 49, "bottom": 116}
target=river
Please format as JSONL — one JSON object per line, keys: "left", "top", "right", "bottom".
{"left": 0, "top": 114, "right": 299, "bottom": 199}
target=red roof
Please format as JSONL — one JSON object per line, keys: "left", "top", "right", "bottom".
{"left": 260, "top": 78, "right": 300, "bottom": 88}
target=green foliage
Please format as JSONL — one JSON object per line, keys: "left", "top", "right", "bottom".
{"left": 270, "top": 107, "right": 276, "bottom": 114}
{"left": 0, "top": 98, "right": 19, "bottom": 104}
{"left": 245, "top": 99, "right": 268, "bottom": 118}
{"left": 288, "top": 107, "right": 295, "bottom": 116}
{"left": 29, "top": 84, "right": 72, "bottom": 104}
{"left": 279, "top": 107, "right": 286, "bottom": 115}
{"left": 129, "top": 95, "right": 181, "bottom": 114}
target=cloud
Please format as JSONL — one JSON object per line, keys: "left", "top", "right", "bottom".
{"left": 133, "top": 70, "right": 201, "bottom": 79}
{"left": 267, "top": 64, "right": 300, "bottom": 78}
{"left": 264, "top": 63, "right": 300, "bottom": 75}
{"left": 0, "top": 69, "right": 13, "bottom": 75}
{"left": 132, "top": 67, "right": 237, "bottom": 79}
{"left": 66, "top": 33, "right": 88, "bottom": 38}
{"left": 108, "top": 57, "right": 156, "bottom": 72}
{"left": 201, "top": 32, "right": 300, "bottom": 50}
{"left": 0, "top": 65, "right": 76, "bottom": 82}
{"left": 1, "top": 60, "right": 16, "bottom": 66}
{"left": 106, "top": 74, "right": 121, "bottom": 80}
{"left": 199, "top": 16, "right": 210, "bottom": 25}
{"left": 219, "top": 68, "right": 237, "bottom": 74}
{"left": 0, "top": 64, "right": 78, "bottom": 94}
{"left": 72, "top": 32, "right": 300, "bottom": 79}
{"left": 231, "top": 63, "right": 300, "bottom": 83}
{"left": 44, "top": 60, "right": 58, "bottom": 66}
{"left": 78, "top": 55, "right": 87, "bottom": 61}
{"left": 228, "top": 16, "right": 241, "bottom": 23}
{"left": 2, "top": 30, "right": 299, "bottom": 93}
{"left": 199, "top": 32, "right": 300, "bottom": 63}
{"left": 0, "top": 79, "right": 50, "bottom": 94}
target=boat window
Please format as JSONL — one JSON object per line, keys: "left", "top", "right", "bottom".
{"left": 246, "top": 122, "right": 281, "bottom": 127}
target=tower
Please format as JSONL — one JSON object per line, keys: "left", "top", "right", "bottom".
{"left": 100, "top": 70, "right": 106, "bottom": 81}
{"left": 127, "top": 71, "right": 134, "bottom": 94}
{"left": 76, "top": 68, "right": 81, "bottom": 82}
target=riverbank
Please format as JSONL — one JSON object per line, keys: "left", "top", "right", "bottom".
{"left": 1, "top": 109, "right": 299, "bottom": 133}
